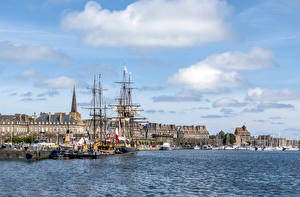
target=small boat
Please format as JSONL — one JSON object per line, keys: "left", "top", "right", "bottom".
{"left": 49, "top": 150, "right": 71, "bottom": 159}
{"left": 96, "top": 141, "right": 115, "bottom": 155}
{"left": 115, "top": 137, "right": 137, "bottom": 154}
{"left": 160, "top": 142, "right": 172, "bottom": 151}
{"left": 69, "top": 151, "right": 101, "bottom": 159}
{"left": 194, "top": 145, "right": 200, "bottom": 150}
{"left": 202, "top": 145, "right": 212, "bottom": 150}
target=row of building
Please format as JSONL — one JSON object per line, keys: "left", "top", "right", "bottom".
{"left": 0, "top": 88, "right": 299, "bottom": 147}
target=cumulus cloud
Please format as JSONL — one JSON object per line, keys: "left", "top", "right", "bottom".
{"left": 203, "top": 47, "right": 276, "bottom": 70}
{"left": 169, "top": 47, "right": 275, "bottom": 93}
{"left": 61, "top": 0, "right": 234, "bottom": 48}
{"left": 246, "top": 87, "right": 300, "bottom": 102}
{"left": 35, "top": 76, "right": 87, "bottom": 89}
{"left": 0, "top": 41, "right": 70, "bottom": 65}
{"left": 213, "top": 97, "right": 247, "bottom": 108}
{"left": 169, "top": 65, "right": 243, "bottom": 93}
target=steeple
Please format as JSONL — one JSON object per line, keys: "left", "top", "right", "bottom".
{"left": 71, "top": 86, "right": 77, "bottom": 113}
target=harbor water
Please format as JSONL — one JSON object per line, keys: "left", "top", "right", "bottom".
{"left": 0, "top": 150, "right": 299, "bottom": 196}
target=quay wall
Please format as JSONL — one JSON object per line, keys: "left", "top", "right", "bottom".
{"left": 0, "top": 150, "right": 51, "bottom": 161}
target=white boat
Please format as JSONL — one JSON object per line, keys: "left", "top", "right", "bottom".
{"left": 224, "top": 146, "right": 235, "bottom": 150}
{"left": 212, "top": 146, "right": 224, "bottom": 150}
{"left": 160, "top": 142, "right": 172, "bottom": 151}
{"left": 283, "top": 146, "right": 299, "bottom": 151}
{"left": 202, "top": 145, "right": 212, "bottom": 150}
{"left": 255, "top": 146, "right": 263, "bottom": 151}
{"left": 194, "top": 145, "right": 200, "bottom": 150}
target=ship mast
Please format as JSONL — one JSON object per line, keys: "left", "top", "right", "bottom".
{"left": 98, "top": 74, "right": 103, "bottom": 141}
{"left": 93, "top": 76, "right": 97, "bottom": 141}
{"left": 86, "top": 74, "right": 106, "bottom": 142}
{"left": 111, "top": 67, "right": 147, "bottom": 141}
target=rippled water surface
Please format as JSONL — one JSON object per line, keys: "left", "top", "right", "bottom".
{"left": 0, "top": 150, "right": 300, "bottom": 196}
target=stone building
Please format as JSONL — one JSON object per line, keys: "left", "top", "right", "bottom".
{"left": 235, "top": 125, "right": 252, "bottom": 146}
{"left": 256, "top": 135, "right": 272, "bottom": 147}
{"left": 178, "top": 125, "right": 210, "bottom": 145}
{"left": 0, "top": 114, "right": 33, "bottom": 143}
{"left": 0, "top": 87, "right": 86, "bottom": 144}
{"left": 140, "top": 123, "right": 209, "bottom": 145}
{"left": 271, "top": 138, "right": 287, "bottom": 147}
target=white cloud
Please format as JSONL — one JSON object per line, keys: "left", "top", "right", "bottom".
{"left": 203, "top": 47, "right": 276, "bottom": 70}
{"left": 246, "top": 88, "right": 300, "bottom": 102}
{"left": 213, "top": 97, "right": 247, "bottom": 108}
{"left": 61, "top": 0, "right": 234, "bottom": 48}
{"left": 169, "top": 65, "right": 243, "bottom": 92}
{"left": 0, "top": 41, "right": 70, "bottom": 65}
{"left": 35, "top": 76, "right": 86, "bottom": 89}
{"left": 19, "top": 69, "right": 41, "bottom": 79}
{"left": 169, "top": 47, "right": 275, "bottom": 92}
{"left": 243, "top": 103, "right": 294, "bottom": 113}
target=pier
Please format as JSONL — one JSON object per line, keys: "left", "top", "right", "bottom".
{"left": 0, "top": 149, "right": 51, "bottom": 161}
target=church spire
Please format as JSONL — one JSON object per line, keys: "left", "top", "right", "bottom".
{"left": 71, "top": 86, "right": 77, "bottom": 113}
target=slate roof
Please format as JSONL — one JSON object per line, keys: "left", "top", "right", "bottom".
{"left": 0, "top": 114, "right": 31, "bottom": 123}
{"left": 35, "top": 114, "right": 75, "bottom": 124}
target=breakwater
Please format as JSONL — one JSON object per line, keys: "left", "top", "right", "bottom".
{"left": 0, "top": 150, "right": 51, "bottom": 161}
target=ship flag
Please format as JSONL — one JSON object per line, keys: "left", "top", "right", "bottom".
{"left": 115, "top": 127, "right": 120, "bottom": 143}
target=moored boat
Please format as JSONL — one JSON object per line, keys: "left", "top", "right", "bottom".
{"left": 160, "top": 142, "right": 172, "bottom": 151}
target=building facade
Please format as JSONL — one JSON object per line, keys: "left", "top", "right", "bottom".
{"left": 235, "top": 125, "right": 253, "bottom": 146}
{"left": 0, "top": 87, "right": 86, "bottom": 144}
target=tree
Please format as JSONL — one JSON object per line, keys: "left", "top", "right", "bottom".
{"left": 223, "top": 133, "right": 236, "bottom": 145}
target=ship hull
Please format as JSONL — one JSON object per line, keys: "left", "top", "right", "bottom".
{"left": 117, "top": 147, "right": 137, "bottom": 154}
{"left": 69, "top": 151, "right": 101, "bottom": 159}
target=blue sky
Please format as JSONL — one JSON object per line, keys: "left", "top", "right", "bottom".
{"left": 1, "top": 0, "right": 300, "bottom": 138}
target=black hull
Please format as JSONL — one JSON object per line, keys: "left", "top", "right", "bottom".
{"left": 69, "top": 152, "right": 101, "bottom": 159}
{"left": 117, "top": 147, "right": 137, "bottom": 154}
{"left": 159, "top": 147, "right": 172, "bottom": 151}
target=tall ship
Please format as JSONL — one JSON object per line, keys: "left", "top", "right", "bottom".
{"left": 85, "top": 74, "right": 115, "bottom": 155}
{"left": 111, "top": 67, "right": 146, "bottom": 153}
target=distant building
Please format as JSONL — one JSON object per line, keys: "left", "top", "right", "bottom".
{"left": 0, "top": 114, "right": 33, "bottom": 143}
{"left": 235, "top": 125, "right": 252, "bottom": 146}
{"left": 257, "top": 135, "right": 272, "bottom": 147}
{"left": 140, "top": 123, "right": 209, "bottom": 145}
{"left": 0, "top": 87, "right": 86, "bottom": 143}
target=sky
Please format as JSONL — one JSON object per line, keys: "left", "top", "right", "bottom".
{"left": 0, "top": 0, "right": 300, "bottom": 138}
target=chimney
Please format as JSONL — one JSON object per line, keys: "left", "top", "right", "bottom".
{"left": 49, "top": 112, "right": 51, "bottom": 122}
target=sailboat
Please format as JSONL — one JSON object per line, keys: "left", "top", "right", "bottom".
{"left": 111, "top": 67, "right": 146, "bottom": 153}
{"left": 88, "top": 74, "right": 116, "bottom": 155}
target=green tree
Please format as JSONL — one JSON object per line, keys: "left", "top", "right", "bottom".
{"left": 223, "top": 133, "right": 236, "bottom": 145}
{"left": 24, "top": 136, "right": 35, "bottom": 144}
